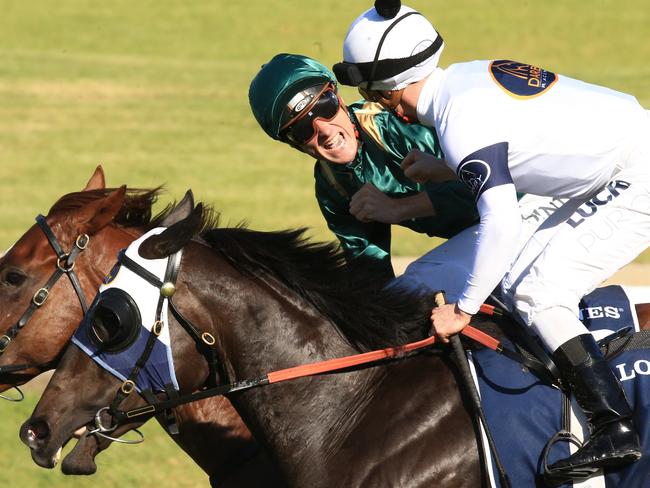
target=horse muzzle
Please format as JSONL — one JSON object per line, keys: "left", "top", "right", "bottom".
{"left": 19, "top": 417, "right": 61, "bottom": 468}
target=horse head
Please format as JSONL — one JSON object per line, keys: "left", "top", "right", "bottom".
{"left": 15, "top": 197, "right": 277, "bottom": 484}
{"left": 18, "top": 200, "right": 215, "bottom": 471}
{"left": 0, "top": 165, "right": 195, "bottom": 391}
{"left": 0, "top": 166, "right": 132, "bottom": 390}
{"left": 3, "top": 170, "right": 276, "bottom": 484}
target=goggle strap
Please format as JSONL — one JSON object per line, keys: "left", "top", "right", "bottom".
{"left": 117, "top": 250, "right": 163, "bottom": 289}
{"left": 367, "top": 11, "right": 421, "bottom": 90}
{"left": 333, "top": 16, "right": 443, "bottom": 88}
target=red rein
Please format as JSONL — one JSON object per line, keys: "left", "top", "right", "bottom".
{"left": 267, "top": 304, "right": 504, "bottom": 384}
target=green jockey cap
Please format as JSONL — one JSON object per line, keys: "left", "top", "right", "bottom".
{"left": 249, "top": 53, "right": 337, "bottom": 140}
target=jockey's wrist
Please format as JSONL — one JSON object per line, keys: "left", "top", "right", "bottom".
{"left": 454, "top": 304, "right": 472, "bottom": 321}
{"left": 456, "top": 299, "right": 477, "bottom": 317}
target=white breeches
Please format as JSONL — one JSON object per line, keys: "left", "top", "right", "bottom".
{"left": 511, "top": 142, "right": 650, "bottom": 352}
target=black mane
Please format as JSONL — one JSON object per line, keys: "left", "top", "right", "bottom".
{"left": 202, "top": 227, "right": 435, "bottom": 351}
{"left": 49, "top": 188, "right": 219, "bottom": 231}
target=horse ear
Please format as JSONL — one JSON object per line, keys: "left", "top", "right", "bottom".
{"left": 139, "top": 203, "right": 204, "bottom": 259}
{"left": 158, "top": 190, "right": 194, "bottom": 227}
{"left": 83, "top": 165, "right": 106, "bottom": 191}
{"left": 79, "top": 185, "right": 127, "bottom": 235}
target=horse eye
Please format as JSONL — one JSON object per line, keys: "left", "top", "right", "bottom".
{"left": 3, "top": 269, "right": 26, "bottom": 286}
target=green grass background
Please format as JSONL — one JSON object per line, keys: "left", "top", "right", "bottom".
{"left": 1, "top": 391, "right": 208, "bottom": 486}
{"left": 0, "top": 1, "right": 648, "bottom": 486}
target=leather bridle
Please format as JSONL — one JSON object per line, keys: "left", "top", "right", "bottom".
{"left": 0, "top": 214, "right": 90, "bottom": 381}
{"left": 88, "top": 246, "right": 220, "bottom": 443}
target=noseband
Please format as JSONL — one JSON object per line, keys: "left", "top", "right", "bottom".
{"left": 0, "top": 215, "right": 90, "bottom": 386}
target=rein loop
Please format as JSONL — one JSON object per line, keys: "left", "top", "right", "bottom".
{"left": 111, "top": 303, "right": 560, "bottom": 427}
{"left": 94, "top": 244, "right": 560, "bottom": 434}
{"left": 87, "top": 406, "right": 144, "bottom": 444}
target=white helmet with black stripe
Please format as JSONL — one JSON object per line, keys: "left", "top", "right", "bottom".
{"left": 334, "top": 1, "right": 444, "bottom": 91}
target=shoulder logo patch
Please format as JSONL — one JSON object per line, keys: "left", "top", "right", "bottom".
{"left": 458, "top": 159, "right": 491, "bottom": 197}
{"left": 489, "top": 60, "right": 558, "bottom": 98}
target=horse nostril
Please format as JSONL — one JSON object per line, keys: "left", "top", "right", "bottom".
{"left": 27, "top": 420, "right": 50, "bottom": 441}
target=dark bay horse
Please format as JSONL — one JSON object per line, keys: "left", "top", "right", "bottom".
{"left": 19, "top": 204, "right": 505, "bottom": 487}
{"left": 0, "top": 167, "right": 281, "bottom": 486}
{"left": 16, "top": 196, "right": 650, "bottom": 486}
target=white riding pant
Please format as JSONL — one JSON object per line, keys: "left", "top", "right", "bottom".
{"left": 511, "top": 135, "right": 650, "bottom": 352}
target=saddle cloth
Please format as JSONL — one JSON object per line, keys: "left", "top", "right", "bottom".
{"left": 472, "top": 285, "right": 650, "bottom": 488}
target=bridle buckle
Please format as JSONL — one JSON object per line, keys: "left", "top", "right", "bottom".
{"left": 57, "top": 255, "right": 75, "bottom": 273}
{"left": 201, "top": 332, "right": 216, "bottom": 346}
{"left": 32, "top": 288, "right": 49, "bottom": 307}
{"left": 0, "top": 335, "right": 11, "bottom": 352}
{"left": 152, "top": 320, "right": 163, "bottom": 336}
{"left": 76, "top": 234, "right": 90, "bottom": 250}
{"left": 120, "top": 380, "right": 136, "bottom": 395}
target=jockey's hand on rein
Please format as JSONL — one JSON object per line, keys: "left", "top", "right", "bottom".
{"left": 430, "top": 303, "right": 471, "bottom": 343}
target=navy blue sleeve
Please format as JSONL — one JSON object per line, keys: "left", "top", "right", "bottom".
{"left": 456, "top": 142, "right": 512, "bottom": 200}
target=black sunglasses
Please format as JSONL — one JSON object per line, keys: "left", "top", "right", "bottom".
{"left": 280, "top": 88, "right": 340, "bottom": 144}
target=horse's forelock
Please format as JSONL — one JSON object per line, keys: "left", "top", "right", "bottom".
{"left": 46, "top": 187, "right": 217, "bottom": 231}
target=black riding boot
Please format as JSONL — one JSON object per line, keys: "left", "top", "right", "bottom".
{"left": 547, "top": 334, "right": 642, "bottom": 481}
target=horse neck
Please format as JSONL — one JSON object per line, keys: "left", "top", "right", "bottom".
{"left": 183, "top": 248, "right": 386, "bottom": 478}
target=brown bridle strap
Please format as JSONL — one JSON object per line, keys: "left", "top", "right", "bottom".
{"left": 0, "top": 215, "right": 90, "bottom": 375}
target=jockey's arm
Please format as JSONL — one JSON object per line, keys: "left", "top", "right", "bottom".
{"left": 401, "top": 149, "right": 457, "bottom": 183}
{"left": 430, "top": 180, "right": 522, "bottom": 341}
{"left": 350, "top": 184, "right": 434, "bottom": 224}
{"left": 453, "top": 142, "right": 522, "bottom": 315}
{"left": 457, "top": 184, "right": 521, "bottom": 315}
